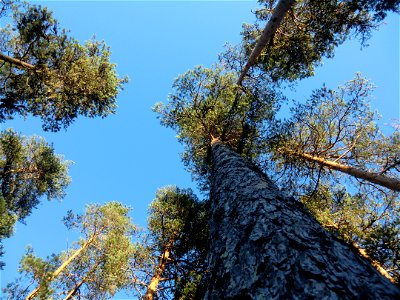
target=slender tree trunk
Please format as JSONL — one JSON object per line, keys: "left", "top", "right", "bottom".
{"left": 63, "top": 260, "right": 102, "bottom": 300}
{"left": 0, "top": 53, "right": 36, "bottom": 70}
{"left": 143, "top": 247, "right": 171, "bottom": 300}
{"left": 293, "top": 151, "right": 400, "bottom": 192}
{"left": 237, "top": 0, "right": 295, "bottom": 85}
{"left": 25, "top": 230, "right": 102, "bottom": 300}
{"left": 204, "top": 141, "right": 400, "bottom": 299}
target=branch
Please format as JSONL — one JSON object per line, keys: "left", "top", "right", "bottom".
{"left": 0, "top": 52, "right": 36, "bottom": 70}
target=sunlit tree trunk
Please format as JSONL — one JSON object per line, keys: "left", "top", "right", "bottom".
{"left": 143, "top": 247, "right": 171, "bottom": 300}
{"left": 204, "top": 141, "right": 400, "bottom": 299}
{"left": 63, "top": 260, "right": 101, "bottom": 300}
{"left": 0, "top": 52, "right": 36, "bottom": 70}
{"left": 292, "top": 151, "right": 400, "bottom": 192}
{"left": 25, "top": 229, "right": 102, "bottom": 300}
{"left": 237, "top": 0, "right": 296, "bottom": 85}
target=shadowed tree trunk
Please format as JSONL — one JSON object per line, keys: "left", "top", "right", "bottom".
{"left": 204, "top": 141, "right": 400, "bottom": 299}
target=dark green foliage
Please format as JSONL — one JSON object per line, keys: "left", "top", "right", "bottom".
{"left": 301, "top": 182, "right": 400, "bottom": 282}
{"left": 0, "top": 129, "right": 70, "bottom": 268}
{"left": 131, "top": 186, "right": 209, "bottom": 299}
{"left": 0, "top": 1, "right": 127, "bottom": 131}
{"left": 241, "top": 0, "right": 399, "bottom": 81}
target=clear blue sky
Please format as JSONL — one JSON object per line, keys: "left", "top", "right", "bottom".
{"left": 0, "top": 1, "right": 398, "bottom": 299}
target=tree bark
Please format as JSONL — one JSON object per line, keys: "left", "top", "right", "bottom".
{"left": 237, "top": 0, "right": 295, "bottom": 85}
{"left": 143, "top": 247, "right": 171, "bottom": 300}
{"left": 293, "top": 151, "right": 400, "bottom": 192}
{"left": 204, "top": 141, "right": 400, "bottom": 299}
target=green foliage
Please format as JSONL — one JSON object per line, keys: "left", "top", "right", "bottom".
{"left": 0, "top": 129, "right": 70, "bottom": 268}
{"left": 4, "top": 246, "right": 61, "bottom": 300}
{"left": 131, "top": 186, "right": 209, "bottom": 299}
{"left": 4, "top": 202, "right": 136, "bottom": 299}
{"left": 265, "top": 75, "right": 400, "bottom": 282}
{"left": 301, "top": 182, "right": 400, "bottom": 282}
{"left": 268, "top": 74, "right": 399, "bottom": 190}
{"left": 155, "top": 65, "right": 279, "bottom": 188}
{"left": 60, "top": 202, "right": 136, "bottom": 299}
{"left": 0, "top": 1, "right": 127, "bottom": 131}
{"left": 241, "top": 0, "right": 399, "bottom": 81}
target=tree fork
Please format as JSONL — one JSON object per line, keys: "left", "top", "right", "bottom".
{"left": 204, "top": 141, "right": 400, "bottom": 299}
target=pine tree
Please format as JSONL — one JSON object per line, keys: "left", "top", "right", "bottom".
{"left": 131, "top": 186, "right": 208, "bottom": 300}
{"left": 0, "top": 129, "right": 70, "bottom": 269}
{"left": 0, "top": 0, "right": 127, "bottom": 131}
{"left": 155, "top": 0, "right": 400, "bottom": 296}
{"left": 4, "top": 202, "right": 135, "bottom": 300}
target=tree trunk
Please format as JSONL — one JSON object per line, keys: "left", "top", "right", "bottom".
{"left": 63, "top": 260, "right": 101, "bottom": 300}
{"left": 204, "top": 141, "right": 400, "bottom": 299}
{"left": 25, "top": 229, "right": 103, "bottom": 300}
{"left": 294, "top": 151, "right": 400, "bottom": 192}
{"left": 237, "top": 0, "right": 295, "bottom": 85}
{"left": 143, "top": 247, "right": 171, "bottom": 300}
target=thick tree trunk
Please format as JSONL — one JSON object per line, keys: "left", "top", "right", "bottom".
{"left": 25, "top": 229, "right": 103, "bottom": 300}
{"left": 204, "top": 141, "right": 400, "bottom": 299}
{"left": 295, "top": 151, "right": 400, "bottom": 192}
{"left": 237, "top": 0, "right": 295, "bottom": 85}
{"left": 143, "top": 247, "right": 171, "bottom": 300}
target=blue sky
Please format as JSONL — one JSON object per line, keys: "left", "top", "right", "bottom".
{"left": 0, "top": 1, "right": 399, "bottom": 299}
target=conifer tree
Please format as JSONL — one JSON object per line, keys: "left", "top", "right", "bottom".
{"left": 156, "top": 0, "right": 400, "bottom": 296}
{"left": 131, "top": 186, "right": 208, "bottom": 300}
{"left": 0, "top": 129, "right": 70, "bottom": 268}
{"left": 0, "top": 0, "right": 127, "bottom": 131}
{"left": 4, "top": 202, "right": 135, "bottom": 300}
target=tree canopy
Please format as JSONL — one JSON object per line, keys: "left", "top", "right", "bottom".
{"left": 0, "top": 0, "right": 127, "bottom": 131}
{"left": 241, "top": 0, "right": 400, "bottom": 81}
{"left": 5, "top": 202, "right": 136, "bottom": 299}
{"left": 0, "top": 129, "right": 70, "bottom": 268}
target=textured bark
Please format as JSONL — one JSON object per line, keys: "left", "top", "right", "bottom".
{"left": 294, "top": 151, "right": 400, "bottom": 192}
{"left": 0, "top": 52, "right": 36, "bottom": 70}
{"left": 143, "top": 247, "right": 171, "bottom": 300}
{"left": 237, "top": 0, "right": 295, "bottom": 85}
{"left": 205, "top": 141, "right": 400, "bottom": 299}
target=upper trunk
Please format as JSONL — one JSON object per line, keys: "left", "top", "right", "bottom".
{"left": 237, "top": 0, "right": 296, "bottom": 85}
{"left": 204, "top": 141, "right": 400, "bottom": 299}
